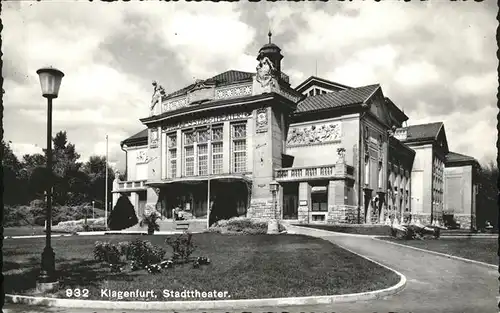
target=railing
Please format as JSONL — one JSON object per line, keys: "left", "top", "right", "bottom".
{"left": 116, "top": 179, "right": 147, "bottom": 191}
{"left": 275, "top": 164, "right": 338, "bottom": 181}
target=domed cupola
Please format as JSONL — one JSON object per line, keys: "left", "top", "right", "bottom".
{"left": 257, "top": 31, "right": 284, "bottom": 73}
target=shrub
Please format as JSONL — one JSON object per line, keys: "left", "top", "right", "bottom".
{"left": 209, "top": 217, "right": 287, "bottom": 235}
{"left": 126, "top": 239, "right": 166, "bottom": 268}
{"left": 93, "top": 241, "right": 123, "bottom": 264}
{"left": 139, "top": 213, "right": 161, "bottom": 234}
{"left": 108, "top": 195, "right": 139, "bottom": 230}
{"left": 165, "top": 232, "right": 196, "bottom": 262}
{"left": 391, "top": 224, "right": 440, "bottom": 240}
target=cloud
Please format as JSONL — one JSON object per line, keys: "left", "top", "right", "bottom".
{"left": 453, "top": 72, "right": 498, "bottom": 97}
{"left": 10, "top": 143, "right": 44, "bottom": 158}
{"left": 2, "top": 1, "right": 497, "bottom": 174}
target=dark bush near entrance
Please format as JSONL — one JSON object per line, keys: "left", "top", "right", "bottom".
{"left": 108, "top": 195, "right": 138, "bottom": 230}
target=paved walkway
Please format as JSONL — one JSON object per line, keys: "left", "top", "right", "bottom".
{"left": 4, "top": 226, "right": 498, "bottom": 313}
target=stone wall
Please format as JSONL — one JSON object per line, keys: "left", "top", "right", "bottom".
{"left": 454, "top": 214, "right": 474, "bottom": 230}
{"left": 327, "top": 205, "right": 360, "bottom": 224}
{"left": 247, "top": 199, "right": 276, "bottom": 219}
{"left": 298, "top": 205, "right": 309, "bottom": 224}
{"left": 411, "top": 213, "right": 431, "bottom": 225}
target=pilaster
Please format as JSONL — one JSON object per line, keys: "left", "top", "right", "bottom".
{"left": 223, "top": 121, "right": 231, "bottom": 173}
{"left": 298, "top": 182, "right": 311, "bottom": 223}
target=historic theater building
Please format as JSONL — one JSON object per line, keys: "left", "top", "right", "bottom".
{"left": 113, "top": 35, "right": 479, "bottom": 230}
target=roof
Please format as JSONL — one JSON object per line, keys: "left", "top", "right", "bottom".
{"left": 445, "top": 151, "right": 479, "bottom": 166}
{"left": 397, "top": 122, "right": 443, "bottom": 142}
{"left": 295, "top": 76, "right": 351, "bottom": 93}
{"left": 165, "top": 70, "right": 254, "bottom": 99}
{"left": 121, "top": 129, "right": 148, "bottom": 146}
{"left": 294, "top": 84, "right": 379, "bottom": 113}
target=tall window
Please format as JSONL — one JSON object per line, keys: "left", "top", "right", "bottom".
{"left": 211, "top": 126, "right": 223, "bottom": 174}
{"left": 168, "top": 133, "right": 177, "bottom": 178}
{"left": 184, "top": 131, "right": 195, "bottom": 176}
{"left": 232, "top": 123, "right": 247, "bottom": 173}
{"left": 311, "top": 191, "right": 328, "bottom": 212}
{"left": 197, "top": 128, "right": 209, "bottom": 175}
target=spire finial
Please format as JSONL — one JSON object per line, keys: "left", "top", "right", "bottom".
{"left": 268, "top": 30, "right": 272, "bottom": 44}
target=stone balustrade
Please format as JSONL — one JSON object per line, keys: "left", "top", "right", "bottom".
{"left": 275, "top": 164, "right": 354, "bottom": 182}
{"left": 116, "top": 179, "right": 147, "bottom": 191}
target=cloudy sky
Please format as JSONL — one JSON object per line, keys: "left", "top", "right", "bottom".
{"left": 3, "top": 1, "right": 497, "bottom": 170}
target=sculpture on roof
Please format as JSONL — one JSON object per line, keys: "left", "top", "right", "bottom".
{"left": 256, "top": 56, "right": 275, "bottom": 88}
{"left": 151, "top": 80, "right": 166, "bottom": 112}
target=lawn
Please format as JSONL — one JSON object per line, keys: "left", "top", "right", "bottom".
{"left": 4, "top": 233, "right": 400, "bottom": 301}
{"left": 295, "top": 224, "right": 392, "bottom": 236}
{"left": 381, "top": 237, "right": 498, "bottom": 265}
{"left": 3, "top": 226, "right": 47, "bottom": 237}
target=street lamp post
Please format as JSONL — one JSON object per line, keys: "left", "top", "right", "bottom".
{"left": 36, "top": 66, "right": 64, "bottom": 287}
{"left": 92, "top": 200, "right": 95, "bottom": 219}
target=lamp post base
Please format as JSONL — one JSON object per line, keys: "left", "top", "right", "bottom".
{"left": 267, "top": 219, "right": 279, "bottom": 234}
{"left": 35, "top": 281, "right": 60, "bottom": 294}
{"left": 39, "top": 247, "right": 56, "bottom": 283}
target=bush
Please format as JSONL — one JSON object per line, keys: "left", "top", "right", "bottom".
{"left": 51, "top": 222, "right": 107, "bottom": 234}
{"left": 391, "top": 224, "right": 440, "bottom": 240}
{"left": 165, "top": 232, "right": 196, "bottom": 262}
{"left": 209, "top": 217, "right": 287, "bottom": 235}
{"left": 93, "top": 241, "right": 123, "bottom": 264}
{"left": 126, "top": 239, "right": 166, "bottom": 268}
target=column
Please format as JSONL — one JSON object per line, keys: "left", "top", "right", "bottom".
{"left": 223, "top": 121, "right": 231, "bottom": 173}
{"left": 129, "top": 192, "right": 139, "bottom": 217}
{"left": 161, "top": 131, "right": 167, "bottom": 179}
{"left": 176, "top": 129, "right": 182, "bottom": 178}
{"left": 298, "top": 182, "right": 311, "bottom": 224}
{"left": 112, "top": 192, "right": 120, "bottom": 208}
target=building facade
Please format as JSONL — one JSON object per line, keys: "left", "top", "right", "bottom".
{"left": 112, "top": 36, "right": 479, "bottom": 230}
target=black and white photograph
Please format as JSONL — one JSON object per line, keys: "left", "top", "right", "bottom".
{"left": 2, "top": 1, "right": 498, "bottom": 313}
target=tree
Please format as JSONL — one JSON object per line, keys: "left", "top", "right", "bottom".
{"left": 1, "top": 140, "right": 26, "bottom": 204}
{"left": 477, "top": 160, "right": 498, "bottom": 229}
{"left": 81, "top": 155, "right": 115, "bottom": 209}
{"left": 108, "top": 194, "right": 138, "bottom": 230}
{"left": 42, "top": 131, "right": 83, "bottom": 205}
{"left": 21, "top": 153, "right": 47, "bottom": 202}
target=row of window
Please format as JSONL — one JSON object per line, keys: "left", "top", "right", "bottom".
{"left": 307, "top": 88, "right": 328, "bottom": 97}
{"left": 165, "top": 123, "right": 247, "bottom": 178}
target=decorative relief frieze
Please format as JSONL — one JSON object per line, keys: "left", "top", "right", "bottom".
{"left": 162, "top": 96, "right": 189, "bottom": 113}
{"left": 215, "top": 85, "right": 252, "bottom": 99}
{"left": 150, "top": 129, "right": 159, "bottom": 148}
{"left": 163, "top": 112, "right": 252, "bottom": 132}
{"left": 287, "top": 122, "right": 341, "bottom": 146}
{"left": 136, "top": 150, "right": 148, "bottom": 164}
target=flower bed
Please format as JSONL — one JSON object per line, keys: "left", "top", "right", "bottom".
{"left": 208, "top": 217, "right": 287, "bottom": 235}
{"left": 51, "top": 218, "right": 107, "bottom": 234}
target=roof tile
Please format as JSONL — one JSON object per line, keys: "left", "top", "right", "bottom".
{"left": 295, "top": 84, "right": 379, "bottom": 113}
{"left": 165, "top": 70, "right": 254, "bottom": 99}
{"left": 398, "top": 122, "right": 443, "bottom": 142}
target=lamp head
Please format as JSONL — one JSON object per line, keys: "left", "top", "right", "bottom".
{"left": 36, "top": 67, "right": 64, "bottom": 99}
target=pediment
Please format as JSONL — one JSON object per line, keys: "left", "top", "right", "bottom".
{"left": 186, "top": 80, "right": 216, "bottom": 104}
{"left": 367, "top": 88, "right": 392, "bottom": 128}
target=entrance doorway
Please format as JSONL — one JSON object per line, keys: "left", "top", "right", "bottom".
{"left": 283, "top": 183, "right": 298, "bottom": 220}
{"left": 209, "top": 180, "right": 249, "bottom": 226}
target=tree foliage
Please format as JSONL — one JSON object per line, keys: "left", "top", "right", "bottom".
{"left": 477, "top": 160, "right": 499, "bottom": 228}
{"left": 3, "top": 132, "right": 118, "bottom": 210}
